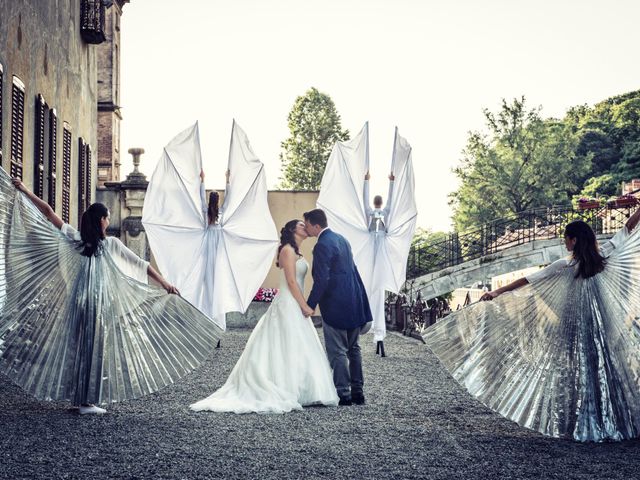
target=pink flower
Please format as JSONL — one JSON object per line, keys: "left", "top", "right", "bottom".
{"left": 253, "top": 287, "right": 279, "bottom": 302}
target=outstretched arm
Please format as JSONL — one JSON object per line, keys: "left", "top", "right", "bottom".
{"left": 626, "top": 203, "right": 640, "bottom": 233}
{"left": 219, "top": 170, "right": 231, "bottom": 217}
{"left": 12, "top": 178, "right": 63, "bottom": 229}
{"left": 279, "top": 246, "right": 313, "bottom": 316}
{"left": 480, "top": 277, "right": 528, "bottom": 301}
{"left": 363, "top": 171, "right": 372, "bottom": 217}
{"left": 147, "top": 264, "right": 180, "bottom": 295}
{"left": 199, "top": 170, "right": 208, "bottom": 218}
{"left": 383, "top": 173, "right": 395, "bottom": 217}
{"left": 111, "top": 236, "right": 180, "bottom": 294}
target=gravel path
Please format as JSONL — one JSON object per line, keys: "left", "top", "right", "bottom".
{"left": 1, "top": 329, "right": 640, "bottom": 480}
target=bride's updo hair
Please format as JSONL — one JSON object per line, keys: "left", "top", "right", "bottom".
{"left": 276, "top": 219, "right": 302, "bottom": 267}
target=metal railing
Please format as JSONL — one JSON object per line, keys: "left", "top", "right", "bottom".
{"left": 384, "top": 293, "right": 450, "bottom": 341}
{"left": 407, "top": 202, "right": 639, "bottom": 279}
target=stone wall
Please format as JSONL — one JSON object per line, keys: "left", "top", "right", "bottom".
{"left": 0, "top": 0, "right": 98, "bottom": 227}
{"left": 207, "top": 189, "right": 320, "bottom": 291}
{"left": 412, "top": 234, "right": 615, "bottom": 300}
{"left": 263, "top": 190, "right": 319, "bottom": 293}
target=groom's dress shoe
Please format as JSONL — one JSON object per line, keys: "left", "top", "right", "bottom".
{"left": 338, "top": 397, "right": 352, "bottom": 406}
{"left": 352, "top": 395, "right": 365, "bottom": 405}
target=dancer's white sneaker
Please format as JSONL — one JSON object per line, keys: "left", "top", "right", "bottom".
{"left": 79, "top": 405, "right": 107, "bottom": 415}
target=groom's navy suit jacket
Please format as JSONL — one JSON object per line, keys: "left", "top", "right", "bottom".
{"left": 307, "top": 229, "right": 372, "bottom": 330}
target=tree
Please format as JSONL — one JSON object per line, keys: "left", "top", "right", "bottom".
{"left": 579, "top": 173, "right": 620, "bottom": 199}
{"left": 450, "top": 97, "right": 587, "bottom": 231}
{"left": 279, "top": 87, "right": 349, "bottom": 190}
{"left": 570, "top": 91, "right": 640, "bottom": 198}
{"left": 408, "top": 227, "right": 449, "bottom": 277}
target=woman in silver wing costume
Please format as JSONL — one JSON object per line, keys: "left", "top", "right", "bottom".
{"left": 424, "top": 206, "right": 640, "bottom": 442}
{"left": 0, "top": 168, "right": 221, "bottom": 415}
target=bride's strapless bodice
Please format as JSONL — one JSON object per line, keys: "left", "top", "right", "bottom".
{"left": 278, "top": 257, "right": 308, "bottom": 294}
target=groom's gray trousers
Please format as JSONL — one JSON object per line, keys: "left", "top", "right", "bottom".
{"left": 322, "top": 322, "right": 364, "bottom": 399}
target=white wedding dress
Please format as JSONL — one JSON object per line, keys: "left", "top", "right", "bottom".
{"left": 190, "top": 258, "right": 339, "bottom": 414}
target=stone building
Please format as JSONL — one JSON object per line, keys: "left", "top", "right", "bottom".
{"left": 97, "top": 0, "right": 127, "bottom": 186}
{"left": 623, "top": 179, "right": 640, "bottom": 195}
{"left": 0, "top": 0, "right": 129, "bottom": 227}
{"left": 0, "top": 1, "right": 326, "bottom": 303}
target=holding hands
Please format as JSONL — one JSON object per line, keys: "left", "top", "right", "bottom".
{"left": 301, "top": 304, "right": 314, "bottom": 317}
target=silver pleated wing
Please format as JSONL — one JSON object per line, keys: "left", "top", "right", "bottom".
{"left": 0, "top": 167, "right": 221, "bottom": 406}
{"left": 424, "top": 226, "right": 640, "bottom": 442}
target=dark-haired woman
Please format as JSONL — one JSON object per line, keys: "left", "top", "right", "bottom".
{"left": 0, "top": 171, "right": 221, "bottom": 415}
{"left": 424, "top": 207, "right": 640, "bottom": 441}
{"left": 191, "top": 220, "right": 339, "bottom": 413}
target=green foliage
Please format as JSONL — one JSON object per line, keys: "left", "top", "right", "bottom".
{"left": 409, "top": 228, "right": 449, "bottom": 278}
{"left": 572, "top": 91, "right": 640, "bottom": 198}
{"left": 578, "top": 173, "right": 620, "bottom": 199}
{"left": 451, "top": 90, "right": 640, "bottom": 231}
{"left": 411, "top": 227, "right": 447, "bottom": 248}
{"left": 450, "top": 97, "right": 586, "bottom": 231}
{"left": 279, "top": 87, "right": 349, "bottom": 190}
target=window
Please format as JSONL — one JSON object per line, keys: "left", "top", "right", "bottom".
{"left": 34, "top": 94, "right": 46, "bottom": 198}
{"left": 80, "top": 0, "right": 107, "bottom": 44}
{"left": 10, "top": 76, "right": 25, "bottom": 179}
{"left": 48, "top": 109, "right": 57, "bottom": 208}
{"left": 77, "top": 137, "right": 90, "bottom": 220}
{"left": 62, "top": 123, "right": 72, "bottom": 224}
{"left": 76, "top": 138, "right": 93, "bottom": 218}
{"left": 85, "top": 143, "right": 92, "bottom": 207}
{"left": 78, "top": 137, "right": 91, "bottom": 218}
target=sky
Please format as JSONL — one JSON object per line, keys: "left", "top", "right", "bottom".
{"left": 119, "top": 0, "right": 640, "bottom": 232}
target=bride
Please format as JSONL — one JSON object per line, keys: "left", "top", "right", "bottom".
{"left": 190, "top": 219, "right": 339, "bottom": 413}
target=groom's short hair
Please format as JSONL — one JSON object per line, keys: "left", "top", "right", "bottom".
{"left": 304, "top": 209, "right": 328, "bottom": 228}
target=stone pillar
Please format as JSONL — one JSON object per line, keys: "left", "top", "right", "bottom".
{"left": 120, "top": 147, "right": 149, "bottom": 260}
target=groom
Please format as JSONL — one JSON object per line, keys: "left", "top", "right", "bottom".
{"left": 304, "top": 209, "right": 372, "bottom": 406}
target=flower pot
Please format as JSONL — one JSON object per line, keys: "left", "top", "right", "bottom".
{"left": 578, "top": 201, "right": 600, "bottom": 210}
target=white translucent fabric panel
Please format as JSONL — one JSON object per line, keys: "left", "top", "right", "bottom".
{"left": 424, "top": 225, "right": 640, "bottom": 441}
{"left": 382, "top": 128, "right": 418, "bottom": 293}
{"left": 219, "top": 121, "right": 280, "bottom": 315}
{"left": 318, "top": 124, "right": 417, "bottom": 341}
{"left": 142, "top": 121, "right": 278, "bottom": 329}
{"left": 0, "top": 166, "right": 221, "bottom": 406}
